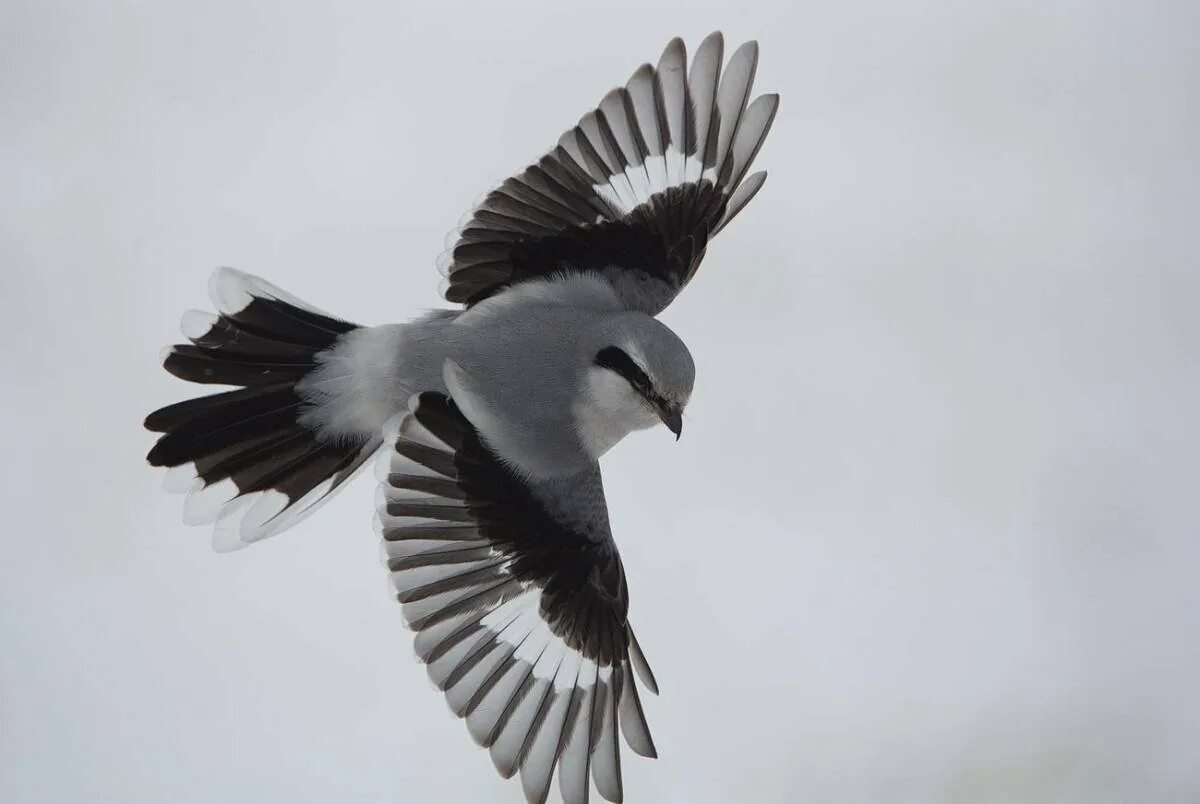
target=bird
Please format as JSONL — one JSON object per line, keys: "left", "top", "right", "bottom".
{"left": 145, "top": 31, "right": 777, "bottom": 804}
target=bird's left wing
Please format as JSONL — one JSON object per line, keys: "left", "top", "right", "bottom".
{"left": 439, "top": 32, "right": 778, "bottom": 315}
{"left": 377, "top": 392, "right": 658, "bottom": 804}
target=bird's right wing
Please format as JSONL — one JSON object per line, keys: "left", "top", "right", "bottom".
{"left": 376, "top": 392, "right": 659, "bottom": 804}
{"left": 438, "top": 32, "right": 778, "bottom": 315}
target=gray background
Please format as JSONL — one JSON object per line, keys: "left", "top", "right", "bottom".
{"left": 3, "top": 2, "right": 1198, "bottom": 802}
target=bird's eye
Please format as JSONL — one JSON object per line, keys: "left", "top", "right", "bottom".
{"left": 594, "top": 346, "right": 653, "bottom": 393}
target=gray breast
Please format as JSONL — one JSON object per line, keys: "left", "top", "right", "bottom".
{"left": 445, "top": 296, "right": 609, "bottom": 477}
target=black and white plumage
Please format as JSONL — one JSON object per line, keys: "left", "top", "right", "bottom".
{"left": 146, "top": 269, "right": 379, "bottom": 550}
{"left": 380, "top": 393, "right": 657, "bottom": 803}
{"left": 439, "top": 32, "right": 777, "bottom": 314}
{"left": 146, "top": 32, "right": 776, "bottom": 803}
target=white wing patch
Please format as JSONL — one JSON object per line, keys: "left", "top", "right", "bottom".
{"left": 437, "top": 32, "right": 779, "bottom": 312}
{"left": 577, "top": 35, "right": 775, "bottom": 223}
{"left": 378, "top": 398, "right": 659, "bottom": 803}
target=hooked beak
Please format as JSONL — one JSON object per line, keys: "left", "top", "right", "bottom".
{"left": 659, "top": 405, "right": 683, "bottom": 440}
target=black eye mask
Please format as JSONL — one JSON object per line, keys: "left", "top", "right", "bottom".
{"left": 594, "top": 346, "right": 665, "bottom": 407}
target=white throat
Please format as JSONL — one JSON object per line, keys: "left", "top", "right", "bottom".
{"left": 573, "top": 366, "right": 660, "bottom": 459}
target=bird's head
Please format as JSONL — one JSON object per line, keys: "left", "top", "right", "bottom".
{"left": 574, "top": 315, "right": 694, "bottom": 458}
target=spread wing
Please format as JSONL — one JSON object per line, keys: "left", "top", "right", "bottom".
{"left": 377, "top": 392, "right": 659, "bottom": 804}
{"left": 439, "top": 32, "right": 778, "bottom": 315}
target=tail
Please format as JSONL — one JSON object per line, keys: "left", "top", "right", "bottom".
{"left": 145, "top": 267, "right": 380, "bottom": 551}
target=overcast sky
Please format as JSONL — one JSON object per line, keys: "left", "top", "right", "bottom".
{"left": 3, "top": 2, "right": 1199, "bottom": 802}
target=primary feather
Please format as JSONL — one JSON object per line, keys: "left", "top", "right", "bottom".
{"left": 440, "top": 32, "right": 778, "bottom": 314}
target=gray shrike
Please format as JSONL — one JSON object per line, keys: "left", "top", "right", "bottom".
{"left": 146, "top": 31, "right": 777, "bottom": 804}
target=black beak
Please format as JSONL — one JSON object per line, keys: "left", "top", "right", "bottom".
{"left": 659, "top": 405, "right": 683, "bottom": 440}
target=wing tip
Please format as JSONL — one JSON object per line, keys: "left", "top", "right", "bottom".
{"left": 730, "top": 38, "right": 759, "bottom": 65}
{"left": 661, "top": 36, "right": 686, "bottom": 61}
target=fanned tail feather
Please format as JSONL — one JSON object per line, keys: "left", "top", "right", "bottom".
{"left": 146, "top": 267, "right": 379, "bottom": 551}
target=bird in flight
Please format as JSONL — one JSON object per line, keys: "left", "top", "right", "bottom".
{"left": 146, "top": 31, "right": 777, "bottom": 804}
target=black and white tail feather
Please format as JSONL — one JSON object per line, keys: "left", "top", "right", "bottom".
{"left": 145, "top": 267, "right": 379, "bottom": 551}
{"left": 379, "top": 393, "right": 658, "bottom": 804}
